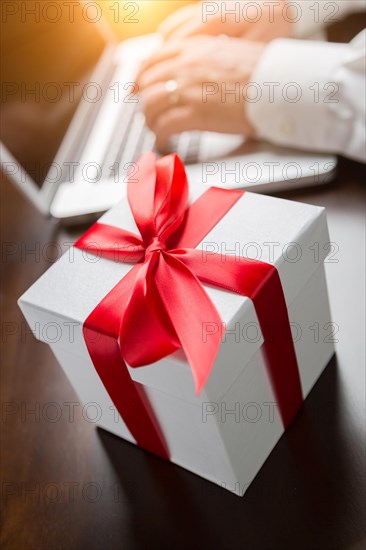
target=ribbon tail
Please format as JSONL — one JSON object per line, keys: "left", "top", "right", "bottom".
{"left": 83, "top": 265, "right": 170, "bottom": 459}
{"left": 155, "top": 252, "right": 222, "bottom": 393}
{"left": 83, "top": 325, "right": 169, "bottom": 459}
{"left": 120, "top": 254, "right": 180, "bottom": 367}
{"left": 253, "top": 269, "right": 303, "bottom": 429}
{"left": 174, "top": 249, "right": 303, "bottom": 428}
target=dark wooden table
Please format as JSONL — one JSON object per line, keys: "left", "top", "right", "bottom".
{"left": 1, "top": 155, "right": 365, "bottom": 550}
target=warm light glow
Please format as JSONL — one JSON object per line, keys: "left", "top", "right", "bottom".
{"left": 96, "top": 0, "right": 196, "bottom": 39}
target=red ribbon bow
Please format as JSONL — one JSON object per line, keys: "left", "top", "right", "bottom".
{"left": 76, "top": 153, "right": 303, "bottom": 460}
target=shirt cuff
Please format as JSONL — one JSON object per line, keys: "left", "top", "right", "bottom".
{"left": 246, "top": 38, "right": 362, "bottom": 158}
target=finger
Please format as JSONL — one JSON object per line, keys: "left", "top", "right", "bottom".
{"left": 163, "top": 18, "right": 222, "bottom": 41}
{"left": 158, "top": 5, "right": 198, "bottom": 39}
{"left": 163, "top": 20, "right": 206, "bottom": 41}
{"left": 153, "top": 106, "right": 197, "bottom": 151}
{"left": 139, "top": 82, "right": 171, "bottom": 130}
{"left": 137, "top": 41, "right": 184, "bottom": 78}
{"left": 141, "top": 81, "right": 196, "bottom": 130}
{"left": 141, "top": 77, "right": 206, "bottom": 130}
{"left": 138, "top": 59, "right": 182, "bottom": 90}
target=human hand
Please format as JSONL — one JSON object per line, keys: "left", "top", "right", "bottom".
{"left": 159, "top": 1, "right": 294, "bottom": 43}
{"left": 137, "top": 36, "right": 266, "bottom": 151}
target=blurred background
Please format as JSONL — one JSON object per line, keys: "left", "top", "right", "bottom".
{"left": 1, "top": 0, "right": 196, "bottom": 186}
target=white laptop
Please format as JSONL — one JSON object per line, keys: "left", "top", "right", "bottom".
{"left": 0, "top": 1, "right": 336, "bottom": 224}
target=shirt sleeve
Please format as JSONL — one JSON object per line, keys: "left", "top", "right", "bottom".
{"left": 246, "top": 30, "right": 366, "bottom": 162}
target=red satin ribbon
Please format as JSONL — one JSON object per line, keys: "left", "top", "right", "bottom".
{"left": 75, "top": 152, "right": 303, "bottom": 460}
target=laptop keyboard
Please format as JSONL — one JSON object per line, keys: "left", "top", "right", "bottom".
{"left": 102, "top": 102, "right": 201, "bottom": 179}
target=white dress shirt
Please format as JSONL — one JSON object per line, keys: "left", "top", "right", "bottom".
{"left": 247, "top": 1, "right": 366, "bottom": 162}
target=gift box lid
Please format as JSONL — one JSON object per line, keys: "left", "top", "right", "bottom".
{"left": 18, "top": 184, "right": 330, "bottom": 403}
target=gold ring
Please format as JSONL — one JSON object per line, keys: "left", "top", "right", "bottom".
{"left": 165, "top": 79, "right": 180, "bottom": 105}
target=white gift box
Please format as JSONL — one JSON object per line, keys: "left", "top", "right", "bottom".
{"left": 18, "top": 185, "right": 334, "bottom": 496}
